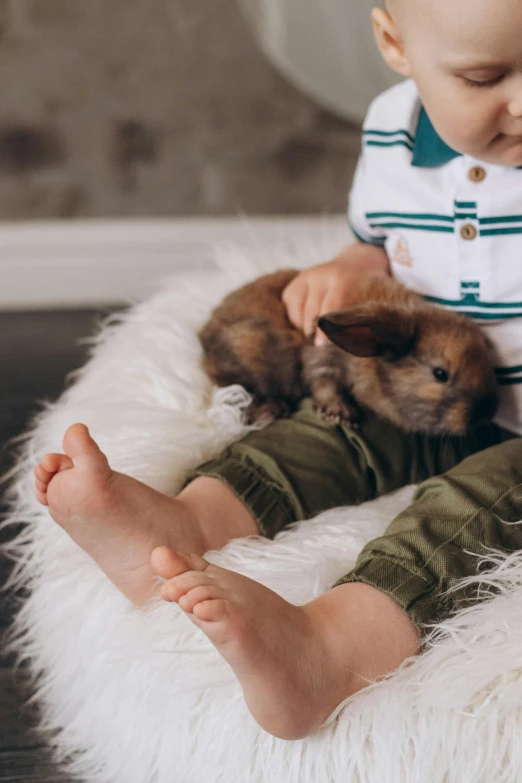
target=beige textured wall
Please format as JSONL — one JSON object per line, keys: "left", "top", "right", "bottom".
{"left": 0, "top": 0, "right": 361, "bottom": 219}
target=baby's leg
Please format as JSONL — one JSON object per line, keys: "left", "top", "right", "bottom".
{"left": 152, "top": 546, "right": 419, "bottom": 739}
{"left": 34, "top": 401, "right": 510, "bottom": 611}
{"left": 152, "top": 434, "right": 522, "bottom": 740}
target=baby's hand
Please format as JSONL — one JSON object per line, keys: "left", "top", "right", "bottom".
{"left": 282, "top": 244, "right": 389, "bottom": 345}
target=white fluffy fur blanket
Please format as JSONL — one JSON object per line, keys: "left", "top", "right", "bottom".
{"left": 4, "top": 226, "right": 522, "bottom": 783}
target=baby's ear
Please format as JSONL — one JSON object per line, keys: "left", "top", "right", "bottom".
{"left": 317, "top": 305, "right": 416, "bottom": 360}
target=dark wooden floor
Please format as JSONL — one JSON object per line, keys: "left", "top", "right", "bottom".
{"left": 0, "top": 308, "right": 117, "bottom": 783}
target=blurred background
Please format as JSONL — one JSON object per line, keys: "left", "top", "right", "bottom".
{"left": 0, "top": 2, "right": 399, "bottom": 780}
{"left": 0, "top": 0, "right": 397, "bottom": 220}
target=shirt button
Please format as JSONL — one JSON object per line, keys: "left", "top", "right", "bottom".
{"left": 460, "top": 223, "right": 477, "bottom": 240}
{"left": 469, "top": 166, "right": 486, "bottom": 183}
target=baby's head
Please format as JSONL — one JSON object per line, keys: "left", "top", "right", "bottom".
{"left": 372, "top": 0, "right": 522, "bottom": 166}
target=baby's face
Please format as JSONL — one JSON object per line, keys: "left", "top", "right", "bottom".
{"left": 386, "top": 0, "right": 522, "bottom": 166}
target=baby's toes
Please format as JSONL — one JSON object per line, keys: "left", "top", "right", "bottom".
{"left": 150, "top": 546, "right": 210, "bottom": 580}
{"left": 35, "top": 476, "right": 49, "bottom": 492}
{"left": 160, "top": 571, "right": 213, "bottom": 602}
{"left": 34, "top": 465, "right": 53, "bottom": 504}
{"left": 35, "top": 463, "right": 51, "bottom": 484}
{"left": 178, "top": 585, "right": 227, "bottom": 613}
{"left": 35, "top": 482, "right": 49, "bottom": 506}
{"left": 35, "top": 455, "right": 74, "bottom": 506}
{"left": 174, "top": 583, "right": 226, "bottom": 614}
{"left": 192, "top": 597, "right": 229, "bottom": 623}
{"left": 39, "top": 453, "right": 73, "bottom": 475}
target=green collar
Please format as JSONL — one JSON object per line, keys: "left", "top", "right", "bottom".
{"left": 411, "top": 107, "right": 461, "bottom": 168}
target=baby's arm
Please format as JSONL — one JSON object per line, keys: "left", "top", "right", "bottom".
{"left": 282, "top": 242, "right": 390, "bottom": 345}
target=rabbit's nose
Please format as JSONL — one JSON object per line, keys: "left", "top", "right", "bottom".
{"left": 469, "top": 392, "right": 498, "bottom": 427}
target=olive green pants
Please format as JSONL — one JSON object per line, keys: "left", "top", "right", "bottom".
{"left": 191, "top": 399, "right": 522, "bottom": 635}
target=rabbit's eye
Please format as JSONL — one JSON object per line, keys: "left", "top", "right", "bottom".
{"left": 433, "top": 367, "right": 449, "bottom": 383}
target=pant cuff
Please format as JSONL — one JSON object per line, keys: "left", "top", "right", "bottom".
{"left": 332, "top": 557, "right": 454, "bottom": 636}
{"left": 187, "top": 453, "right": 301, "bottom": 539}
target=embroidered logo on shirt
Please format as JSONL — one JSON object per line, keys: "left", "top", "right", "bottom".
{"left": 391, "top": 234, "right": 413, "bottom": 267}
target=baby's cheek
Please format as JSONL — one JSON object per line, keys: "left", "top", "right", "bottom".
{"left": 419, "top": 80, "right": 495, "bottom": 154}
{"left": 437, "top": 114, "right": 477, "bottom": 150}
{"left": 443, "top": 101, "right": 499, "bottom": 151}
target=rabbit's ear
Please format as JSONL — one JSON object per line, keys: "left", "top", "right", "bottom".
{"left": 318, "top": 305, "right": 416, "bottom": 360}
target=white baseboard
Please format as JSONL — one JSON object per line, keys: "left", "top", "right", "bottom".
{"left": 0, "top": 216, "right": 350, "bottom": 310}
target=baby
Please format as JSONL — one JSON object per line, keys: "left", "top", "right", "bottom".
{"left": 35, "top": 0, "right": 522, "bottom": 741}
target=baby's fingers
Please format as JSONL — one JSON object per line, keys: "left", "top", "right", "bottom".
{"left": 319, "top": 288, "right": 351, "bottom": 318}
{"left": 313, "top": 290, "right": 351, "bottom": 345}
{"left": 302, "top": 286, "right": 327, "bottom": 338}
{"left": 314, "top": 328, "right": 329, "bottom": 347}
{"left": 282, "top": 277, "right": 308, "bottom": 331}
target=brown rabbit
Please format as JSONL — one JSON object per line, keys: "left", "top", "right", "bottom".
{"left": 199, "top": 269, "right": 498, "bottom": 435}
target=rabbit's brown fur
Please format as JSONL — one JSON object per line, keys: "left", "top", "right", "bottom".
{"left": 199, "top": 269, "right": 498, "bottom": 435}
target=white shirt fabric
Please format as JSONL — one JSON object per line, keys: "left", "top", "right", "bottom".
{"left": 349, "top": 78, "right": 522, "bottom": 434}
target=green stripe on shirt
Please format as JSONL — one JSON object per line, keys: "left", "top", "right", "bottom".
{"left": 424, "top": 294, "right": 522, "bottom": 309}
{"left": 480, "top": 227, "right": 522, "bottom": 237}
{"left": 363, "top": 129, "right": 415, "bottom": 142}
{"left": 423, "top": 294, "right": 522, "bottom": 319}
{"left": 366, "top": 211, "right": 454, "bottom": 222}
{"left": 365, "top": 140, "right": 414, "bottom": 151}
{"left": 479, "top": 215, "right": 522, "bottom": 224}
{"left": 497, "top": 377, "right": 522, "bottom": 385}
{"left": 495, "top": 365, "right": 522, "bottom": 376}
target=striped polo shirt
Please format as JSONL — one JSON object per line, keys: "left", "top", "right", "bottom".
{"left": 349, "top": 78, "right": 522, "bottom": 434}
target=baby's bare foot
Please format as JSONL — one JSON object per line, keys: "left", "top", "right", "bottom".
{"left": 150, "top": 546, "right": 361, "bottom": 740}
{"left": 35, "top": 424, "right": 206, "bottom": 606}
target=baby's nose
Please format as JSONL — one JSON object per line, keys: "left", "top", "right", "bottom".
{"left": 508, "top": 100, "right": 522, "bottom": 118}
